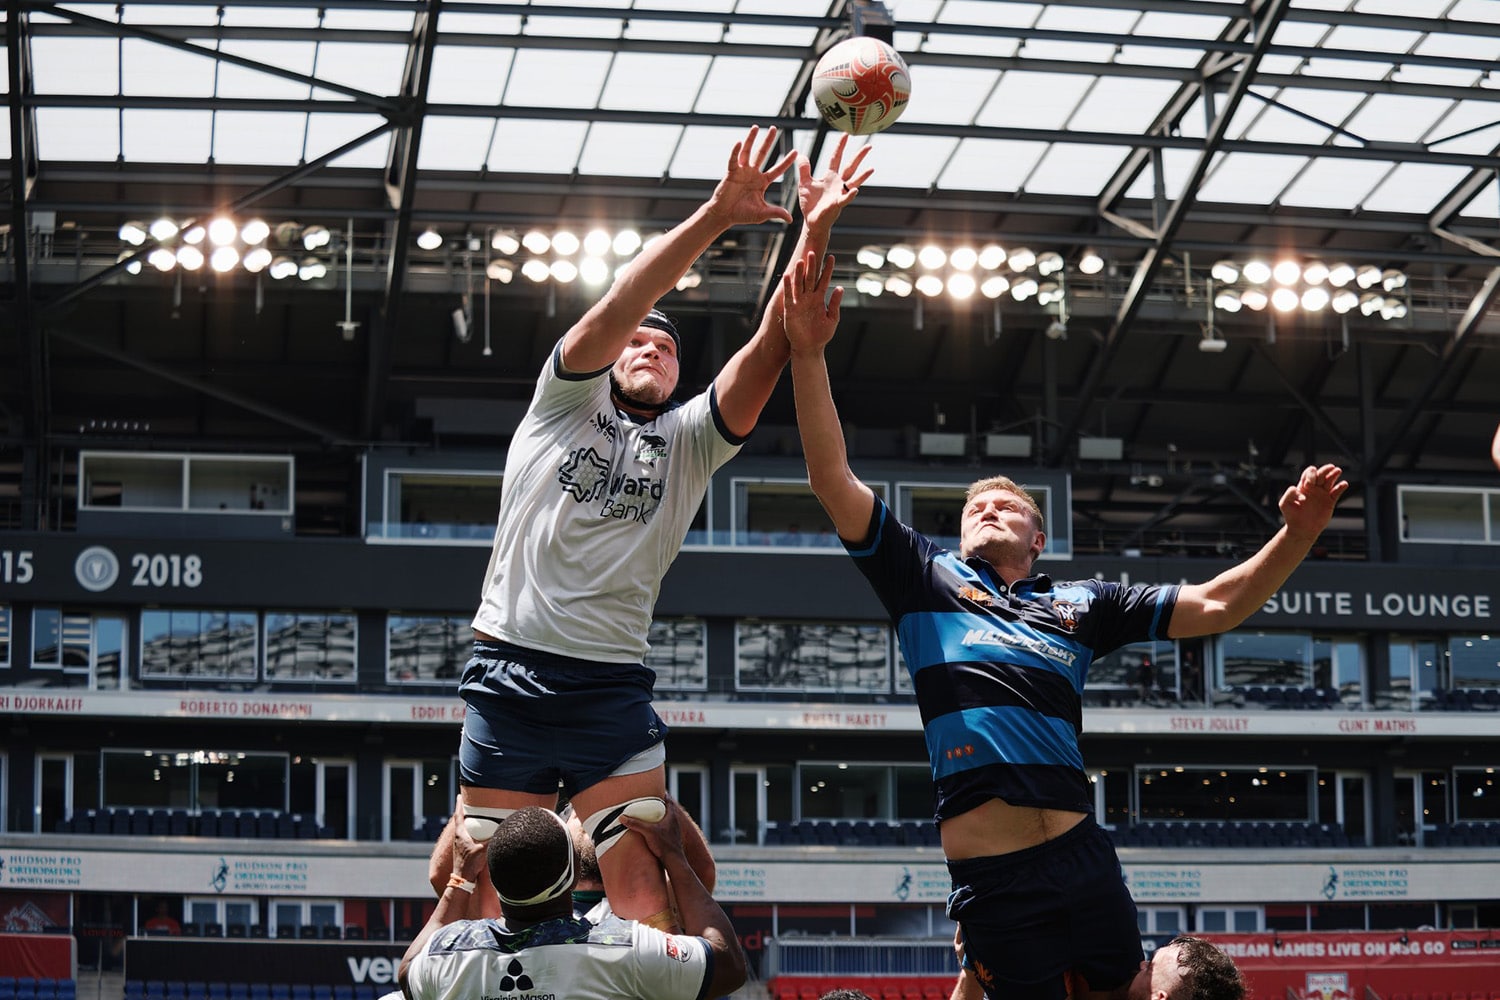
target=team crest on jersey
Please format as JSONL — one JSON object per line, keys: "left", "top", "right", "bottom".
{"left": 635, "top": 433, "right": 668, "bottom": 466}
{"left": 664, "top": 935, "right": 690, "bottom": 963}
{"left": 558, "top": 446, "right": 610, "bottom": 503}
{"left": 957, "top": 585, "right": 993, "bottom": 606}
{"left": 1052, "top": 600, "right": 1081, "bottom": 632}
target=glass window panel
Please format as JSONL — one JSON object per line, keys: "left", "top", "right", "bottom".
{"left": 736, "top": 621, "right": 889, "bottom": 692}
{"left": 33, "top": 608, "right": 61, "bottom": 666}
{"left": 384, "top": 471, "right": 502, "bottom": 541}
{"left": 645, "top": 618, "right": 707, "bottom": 691}
{"left": 0, "top": 605, "right": 9, "bottom": 666}
{"left": 1400, "top": 488, "right": 1488, "bottom": 542}
{"left": 507, "top": 50, "right": 611, "bottom": 107}
{"left": 387, "top": 615, "right": 469, "bottom": 683}
{"left": 855, "top": 905, "right": 935, "bottom": 938}
{"left": 416, "top": 116, "right": 493, "bottom": 172}
{"left": 694, "top": 58, "right": 800, "bottom": 116}
{"left": 103, "top": 750, "right": 190, "bottom": 809}
{"left": 94, "top": 617, "right": 125, "bottom": 690}
{"left": 1094, "top": 640, "right": 1177, "bottom": 697}
{"left": 323, "top": 762, "right": 352, "bottom": 839}
{"left": 1449, "top": 634, "right": 1500, "bottom": 688}
{"left": 427, "top": 46, "right": 513, "bottom": 105}
{"left": 264, "top": 612, "right": 356, "bottom": 683}
{"left": 121, "top": 38, "right": 215, "bottom": 95}
{"left": 387, "top": 764, "right": 418, "bottom": 841}
{"left": 140, "top": 610, "right": 257, "bottom": 679}
{"left": 421, "top": 760, "right": 452, "bottom": 820}
{"left": 486, "top": 119, "right": 587, "bottom": 174}
{"left": 215, "top": 41, "right": 318, "bottom": 99}
{"left": 32, "top": 38, "right": 119, "bottom": 94}
{"left": 39, "top": 757, "right": 70, "bottom": 833}
{"left": 600, "top": 54, "right": 708, "bottom": 113}
{"left": 197, "top": 752, "right": 286, "bottom": 812}
{"left": 313, "top": 42, "right": 408, "bottom": 94}
{"left": 736, "top": 479, "right": 885, "bottom": 548}
{"left": 578, "top": 122, "right": 681, "bottom": 178}
{"left": 894, "top": 765, "right": 931, "bottom": 821}
{"left": 800, "top": 764, "right": 889, "bottom": 820}
{"left": 764, "top": 765, "right": 793, "bottom": 827}
{"left": 1137, "top": 766, "right": 1313, "bottom": 821}
{"left": 1217, "top": 631, "right": 1311, "bottom": 688}
{"left": 1453, "top": 769, "right": 1500, "bottom": 822}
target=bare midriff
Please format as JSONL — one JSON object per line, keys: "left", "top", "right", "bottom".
{"left": 939, "top": 798, "right": 1087, "bottom": 860}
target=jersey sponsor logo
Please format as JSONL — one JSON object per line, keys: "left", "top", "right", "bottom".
{"left": 944, "top": 743, "right": 976, "bottom": 761}
{"left": 498, "top": 958, "right": 534, "bottom": 992}
{"left": 959, "top": 627, "right": 1077, "bottom": 667}
{"left": 558, "top": 447, "right": 610, "bottom": 503}
{"left": 592, "top": 412, "right": 619, "bottom": 442}
{"left": 635, "top": 433, "right": 668, "bottom": 466}
{"left": 957, "top": 585, "right": 993, "bottom": 606}
{"left": 664, "top": 935, "right": 690, "bottom": 963}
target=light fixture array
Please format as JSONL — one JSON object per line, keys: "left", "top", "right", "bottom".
{"left": 118, "top": 216, "right": 336, "bottom": 281}
{"left": 1209, "top": 258, "right": 1409, "bottom": 321}
{"left": 848, "top": 243, "right": 1103, "bottom": 302}
{"left": 418, "top": 226, "right": 656, "bottom": 290}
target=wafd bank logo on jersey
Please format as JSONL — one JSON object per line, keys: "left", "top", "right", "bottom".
{"left": 558, "top": 446, "right": 664, "bottom": 525}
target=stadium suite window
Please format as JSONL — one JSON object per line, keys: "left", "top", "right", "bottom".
{"left": 139, "top": 609, "right": 258, "bottom": 680}
{"left": 898, "top": 482, "right": 1060, "bottom": 557}
{"left": 381, "top": 470, "right": 501, "bottom": 542}
{"left": 1136, "top": 765, "right": 1316, "bottom": 822}
{"left": 386, "top": 614, "right": 470, "bottom": 683}
{"left": 735, "top": 620, "right": 890, "bottom": 692}
{"left": 264, "top": 611, "right": 357, "bottom": 682}
{"left": 646, "top": 617, "right": 707, "bottom": 691}
{"left": 0, "top": 605, "right": 10, "bottom": 666}
{"left": 1449, "top": 633, "right": 1500, "bottom": 689}
{"left": 1397, "top": 485, "right": 1496, "bottom": 543}
{"left": 1452, "top": 768, "right": 1500, "bottom": 822}
{"left": 732, "top": 478, "right": 887, "bottom": 548}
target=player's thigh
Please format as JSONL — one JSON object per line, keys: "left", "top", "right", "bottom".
{"left": 568, "top": 765, "right": 667, "bottom": 817}
{"left": 461, "top": 786, "right": 556, "bottom": 810}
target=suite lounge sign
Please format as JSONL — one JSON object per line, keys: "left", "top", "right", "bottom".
{"left": 1257, "top": 587, "right": 1492, "bottom": 627}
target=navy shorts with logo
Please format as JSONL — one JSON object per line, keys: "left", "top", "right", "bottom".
{"left": 458, "top": 639, "right": 667, "bottom": 796}
{"left": 945, "top": 815, "right": 1142, "bottom": 1000}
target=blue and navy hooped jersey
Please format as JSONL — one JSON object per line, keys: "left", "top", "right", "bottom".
{"left": 846, "top": 498, "right": 1178, "bottom": 821}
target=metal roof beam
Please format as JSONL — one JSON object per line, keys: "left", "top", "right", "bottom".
{"left": 1046, "top": 0, "right": 1293, "bottom": 467}
{"left": 40, "top": 4, "right": 398, "bottom": 112}
{"left": 363, "top": 0, "right": 440, "bottom": 441}
{"left": 1366, "top": 265, "right": 1500, "bottom": 479}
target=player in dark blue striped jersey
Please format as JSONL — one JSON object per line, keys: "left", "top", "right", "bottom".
{"left": 781, "top": 251, "right": 1345, "bottom": 1000}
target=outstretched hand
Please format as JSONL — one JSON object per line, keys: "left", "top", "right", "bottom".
{"left": 1278, "top": 464, "right": 1349, "bottom": 541}
{"left": 620, "top": 799, "right": 686, "bottom": 863}
{"left": 448, "top": 796, "right": 487, "bottom": 882}
{"left": 799, "top": 133, "right": 874, "bottom": 233}
{"left": 782, "top": 250, "right": 842, "bottom": 356}
{"left": 708, "top": 125, "right": 799, "bottom": 229}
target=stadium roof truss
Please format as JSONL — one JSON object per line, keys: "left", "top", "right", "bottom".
{"left": 4, "top": 0, "right": 1500, "bottom": 549}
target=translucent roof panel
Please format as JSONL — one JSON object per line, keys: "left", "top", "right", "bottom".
{"left": 1362, "top": 162, "right": 1474, "bottom": 215}
{"left": 216, "top": 42, "right": 320, "bottom": 100}
{"left": 601, "top": 54, "right": 712, "bottom": 113}
{"left": 311, "top": 43, "right": 409, "bottom": 98}
{"left": 1277, "top": 159, "right": 1397, "bottom": 211}
{"left": 486, "top": 119, "right": 589, "bottom": 175}
{"left": 35, "top": 108, "right": 119, "bottom": 161}
{"left": 505, "top": 50, "right": 613, "bottom": 107}
{"left": 900, "top": 66, "right": 1002, "bottom": 126}
{"left": 121, "top": 110, "right": 213, "bottom": 162}
{"left": 696, "top": 57, "right": 803, "bottom": 116}
{"left": 939, "top": 138, "right": 1049, "bottom": 192}
{"left": 1069, "top": 78, "right": 1180, "bottom": 134}
{"left": 31, "top": 37, "right": 118, "bottom": 95}
{"left": 1122, "top": 148, "right": 1202, "bottom": 203}
{"left": 213, "top": 111, "right": 311, "bottom": 166}
{"left": 578, "top": 123, "right": 684, "bottom": 178}
{"left": 122, "top": 38, "right": 217, "bottom": 96}
{"left": 1024, "top": 144, "right": 1132, "bottom": 196}
{"left": 427, "top": 46, "right": 516, "bottom": 107}
{"left": 978, "top": 71, "right": 1096, "bottom": 131}
{"left": 310, "top": 114, "right": 392, "bottom": 169}
{"left": 850, "top": 134, "right": 960, "bottom": 191}
{"left": 1196, "top": 153, "right": 1310, "bottom": 206}
{"left": 1343, "top": 94, "right": 1459, "bottom": 144}
{"left": 416, "top": 117, "right": 497, "bottom": 173}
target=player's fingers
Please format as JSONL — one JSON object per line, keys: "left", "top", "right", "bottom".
{"left": 844, "top": 142, "right": 873, "bottom": 176}
{"left": 828, "top": 133, "right": 848, "bottom": 171}
{"left": 827, "top": 285, "right": 844, "bottom": 320}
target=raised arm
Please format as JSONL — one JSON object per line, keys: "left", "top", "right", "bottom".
{"left": 622, "top": 804, "right": 747, "bottom": 999}
{"left": 560, "top": 125, "right": 796, "bottom": 374}
{"left": 401, "top": 799, "right": 490, "bottom": 999}
{"left": 1168, "top": 464, "right": 1349, "bottom": 638}
{"left": 714, "top": 135, "right": 875, "bottom": 438}
{"left": 784, "top": 250, "right": 877, "bottom": 541}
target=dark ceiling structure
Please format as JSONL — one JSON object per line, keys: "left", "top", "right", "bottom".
{"left": 4, "top": 0, "right": 1500, "bottom": 556}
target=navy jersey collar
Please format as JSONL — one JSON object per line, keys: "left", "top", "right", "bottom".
{"left": 961, "top": 556, "right": 1053, "bottom": 594}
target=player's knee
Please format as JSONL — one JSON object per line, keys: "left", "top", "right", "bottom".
{"left": 463, "top": 805, "right": 516, "bottom": 842}
{"left": 582, "top": 797, "right": 666, "bottom": 858}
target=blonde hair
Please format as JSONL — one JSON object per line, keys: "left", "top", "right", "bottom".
{"left": 964, "top": 476, "right": 1044, "bottom": 532}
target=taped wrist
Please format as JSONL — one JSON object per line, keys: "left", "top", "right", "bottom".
{"left": 583, "top": 797, "right": 667, "bottom": 858}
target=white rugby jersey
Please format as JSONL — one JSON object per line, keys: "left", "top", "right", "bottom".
{"left": 403, "top": 914, "right": 713, "bottom": 1000}
{"left": 472, "top": 344, "right": 742, "bottom": 662}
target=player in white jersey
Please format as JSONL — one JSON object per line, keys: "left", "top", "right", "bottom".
{"left": 401, "top": 801, "right": 744, "bottom": 1000}
{"left": 455, "top": 125, "right": 873, "bottom": 931}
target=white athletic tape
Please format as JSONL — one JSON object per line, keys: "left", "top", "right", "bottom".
{"left": 584, "top": 797, "right": 667, "bottom": 858}
{"left": 463, "top": 804, "right": 516, "bottom": 842}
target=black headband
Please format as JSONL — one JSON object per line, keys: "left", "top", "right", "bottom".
{"left": 639, "top": 308, "right": 681, "bottom": 355}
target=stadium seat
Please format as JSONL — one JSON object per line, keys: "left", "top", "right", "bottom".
{"left": 320, "top": 924, "right": 342, "bottom": 939}
{"left": 299, "top": 924, "right": 319, "bottom": 939}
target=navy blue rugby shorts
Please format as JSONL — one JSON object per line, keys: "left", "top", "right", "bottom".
{"left": 458, "top": 639, "right": 667, "bottom": 796}
{"left": 945, "top": 815, "right": 1142, "bottom": 1000}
